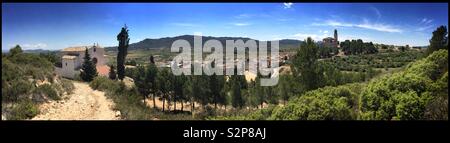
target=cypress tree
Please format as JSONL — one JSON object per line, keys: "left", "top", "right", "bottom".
{"left": 117, "top": 26, "right": 129, "bottom": 80}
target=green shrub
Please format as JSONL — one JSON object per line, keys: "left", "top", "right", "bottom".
{"left": 195, "top": 106, "right": 216, "bottom": 120}
{"left": 8, "top": 99, "right": 39, "bottom": 120}
{"left": 34, "top": 84, "right": 60, "bottom": 100}
{"left": 270, "top": 85, "right": 358, "bottom": 120}
{"left": 6, "top": 53, "right": 53, "bottom": 81}
{"left": 60, "top": 79, "right": 75, "bottom": 94}
{"left": 359, "top": 50, "right": 448, "bottom": 120}
{"left": 89, "top": 76, "right": 119, "bottom": 91}
{"left": 5, "top": 79, "right": 33, "bottom": 102}
{"left": 208, "top": 106, "right": 277, "bottom": 120}
{"left": 393, "top": 91, "right": 429, "bottom": 120}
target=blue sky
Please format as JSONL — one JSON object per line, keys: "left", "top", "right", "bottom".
{"left": 2, "top": 3, "right": 448, "bottom": 50}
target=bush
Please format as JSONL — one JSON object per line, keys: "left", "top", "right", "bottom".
{"left": 34, "top": 84, "right": 60, "bottom": 100}
{"left": 6, "top": 53, "right": 53, "bottom": 81}
{"left": 2, "top": 50, "right": 75, "bottom": 120}
{"left": 8, "top": 99, "right": 39, "bottom": 120}
{"left": 424, "top": 72, "right": 448, "bottom": 120}
{"left": 208, "top": 106, "right": 276, "bottom": 120}
{"left": 195, "top": 106, "right": 216, "bottom": 120}
{"left": 269, "top": 85, "right": 358, "bottom": 120}
{"left": 359, "top": 50, "right": 448, "bottom": 120}
{"left": 393, "top": 91, "right": 428, "bottom": 120}
{"left": 60, "top": 79, "right": 75, "bottom": 94}
{"left": 5, "top": 79, "right": 33, "bottom": 102}
{"left": 89, "top": 76, "right": 119, "bottom": 91}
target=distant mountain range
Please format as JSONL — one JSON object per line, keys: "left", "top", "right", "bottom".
{"left": 3, "top": 35, "right": 428, "bottom": 54}
{"left": 105, "top": 35, "right": 303, "bottom": 51}
{"left": 23, "top": 49, "right": 54, "bottom": 54}
{"left": 2, "top": 49, "right": 53, "bottom": 54}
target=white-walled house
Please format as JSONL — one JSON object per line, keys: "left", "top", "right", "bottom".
{"left": 55, "top": 44, "right": 109, "bottom": 79}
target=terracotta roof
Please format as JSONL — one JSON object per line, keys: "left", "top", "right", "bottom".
{"left": 97, "top": 65, "right": 110, "bottom": 77}
{"left": 62, "top": 46, "right": 88, "bottom": 52}
{"left": 62, "top": 45, "right": 103, "bottom": 52}
{"left": 62, "top": 55, "right": 78, "bottom": 60}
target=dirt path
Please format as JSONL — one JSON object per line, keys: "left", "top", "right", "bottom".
{"left": 32, "top": 81, "right": 119, "bottom": 120}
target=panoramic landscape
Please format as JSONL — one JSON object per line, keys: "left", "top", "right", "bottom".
{"left": 1, "top": 3, "right": 448, "bottom": 120}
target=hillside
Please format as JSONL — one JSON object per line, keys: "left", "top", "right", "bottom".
{"left": 213, "top": 49, "right": 448, "bottom": 120}
{"left": 105, "top": 35, "right": 303, "bottom": 51}
{"left": 1, "top": 46, "right": 75, "bottom": 120}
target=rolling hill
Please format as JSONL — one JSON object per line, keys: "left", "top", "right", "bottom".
{"left": 105, "top": 35, "right": 303, "bottom": 51}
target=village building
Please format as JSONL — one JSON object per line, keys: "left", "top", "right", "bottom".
{"left": 322, "top": 29, "right": 339, "bottom": 48}
{"left": 55, "top": 43, "right": 109, "bottom": 79}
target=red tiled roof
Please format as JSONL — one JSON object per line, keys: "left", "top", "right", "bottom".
{"left": 96, "top": 65, "right": 110, "bottom": 76}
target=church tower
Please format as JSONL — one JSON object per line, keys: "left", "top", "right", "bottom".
{"left": 334, "top": 29, "right": 338, "bottom": 42}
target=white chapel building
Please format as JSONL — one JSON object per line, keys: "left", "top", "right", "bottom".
{"left": 55, "top": 43, "right": 109, "bottom": 79}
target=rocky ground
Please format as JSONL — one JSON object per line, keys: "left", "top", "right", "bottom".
{"left": 32, "top": 81, "right": 120, "bottom": 120}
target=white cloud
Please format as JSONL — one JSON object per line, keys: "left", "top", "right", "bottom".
{"left": 370, "top": 6, "right": 382, "bottom": 20}
{"left": 356, "top": 22, "right": 402, "bottom": 33}
{"left": 283, "top": 3, "right": 293, "bottom": 9}
{"left": 231, "top": 22, "right": 251, "bottom": 26}
{"left": 292, "top": 33, "right": 318, "bottom": 40}
{"left": 416, "top": 24, "right": 435, "bottom": 31}
{"left": 16, "top": 43, "right": 48, "bottom": 50}
{"left": 339, "top": 35, "right": 372, "bottom": 42}
{"left": 292, "top": 33, "right": 329, "bottom": 41}
{"left": 421, "top": 18, "right": 433, "bottom": 25}
{"left": 170, "top": 22, "right": 199, "bottom": 27}
{"left": 235, "top": 14, "right": 252, "bottom": 19}
{"left": 312, "top": 20, "right": 352, "bottom": 27}
{"left": 277, "top": 18, "right": 293, "bottom": 22}
{"left": 312, "top": 19, "right": 402, "bottom": 33}
{"left": 235, "top": 13, "right": 273, "bottom": 19}
{"left": 318, "top": 30, "right": 329, "bottom": 34}
{"left": 415, "top": 18, "right": 434, "bottom": 31}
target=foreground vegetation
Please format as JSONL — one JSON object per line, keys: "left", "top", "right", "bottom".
{"left": 212, "top": 49, "right": 448, "bottom": 120}
{"left": 2, "top": 46, "right": 74, "bottom": 120}
{"left": 89, "top": 76, "right": 195, "bottom": 120}
{"left": 323, "top": 50, "right": 423, "bottom": 72}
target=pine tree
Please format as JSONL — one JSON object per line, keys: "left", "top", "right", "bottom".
{"left": 157, "top": 68, "right": 171, "bottom": 112}
{"left": 427, "top": 25, "right": 448, "bottom": 55}
{"left": 255, "top": 74, "right": 266, "bottom": 108}
{"left": 183, "top": 76, "right": 193, "bottom": 114}
{"left": 172, "top": 73, "right": 186, "bottom": 111}
{"left": 80, "top": 48, "right": 98, "bottom": 82}
{"left": 231, "top": 75, "right": 244, "bottom": 109}
{"left": 291, "top": 37, "right": 322, "bottom": 91}
{"left": 278, "top": 75, "right": 293, "bottom": 105}
{"left": 135, "top": 65, "right": 150, "bottom": 104}
{"left": 211, "top": 74, "right": 226, "bottom": 110}
{"left": 9, "top": 45, "right": 23, "bottom": 56}
{"left": 147, "top": 63, "right": 158, "bottom": 109}
{"left": 178, "top": 74, "right": 188, "bottom": 111}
